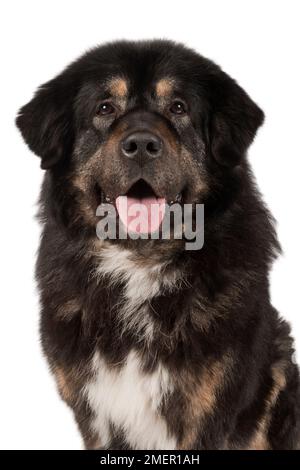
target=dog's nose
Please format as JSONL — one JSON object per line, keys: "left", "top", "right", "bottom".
{"left": 121, "top": 131, "right": 162, "bottom": 164}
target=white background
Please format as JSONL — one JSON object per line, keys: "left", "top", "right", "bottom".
{"left": 0, "top": 0, "right": 299, "bottom": 450}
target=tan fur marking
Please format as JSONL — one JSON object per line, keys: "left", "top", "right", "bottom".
{"left": 248, "top": 431, "right": 269, "bottom": 450}
{"left": 156, "top": 78, "right": 175, "bottom": 97}
{"left": 85, "top": 435, "right": 102, "bottom": 450}
{"left": 71, "top": 121, "right": 127, "bottom": 227}
{"left": 54, "top": 367, "right": 73, "bottom": 403}
{"left": 57, "top": 299, "right": 81, "bottom": 320}
{"left": 103, "top": 122, "right": 128, "bottom": 152}
{"left": 247, "top": 361, "right": 287, "bottom": 450}
{"left": 109, "top": 77, "right": 128, "bottom": 98}
{"left": 72, "top": 172, "right": 89, "bottom": 192}
{"left": 156, "top": 122, "right": 179, "bottom": 153}
{"left": 179, "top": 355, "right": 232, "bottom": 449}
{"left": 71, "top": 172, "right": 98, "bottom": 225}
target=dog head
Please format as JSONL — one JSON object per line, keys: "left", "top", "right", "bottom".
{"left": 16, "top": 40, "right": 264, "bottom": 243}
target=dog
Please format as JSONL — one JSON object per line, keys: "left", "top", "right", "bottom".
{"left": 16, "top": 40, "right": 300, "bottom": 450}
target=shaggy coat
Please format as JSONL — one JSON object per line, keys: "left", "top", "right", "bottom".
{"left": 17, "top": 40, "right": 300, "bottom": 449}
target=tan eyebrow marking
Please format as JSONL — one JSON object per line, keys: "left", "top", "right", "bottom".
{"left": 156, "top": 78, "right": 175, "bottom": 97}
{"left": 108, "top": 77, "right": 128, "bottom": 98}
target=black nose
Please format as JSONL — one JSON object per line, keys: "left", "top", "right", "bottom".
{"left": 121, "top": 131, "right": 162, "bottom": 164}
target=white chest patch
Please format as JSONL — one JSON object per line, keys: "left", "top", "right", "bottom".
{"left": 84, "top": 350, "right": 176, "bottom": 450}
{"left": 95, "top": 244, "right": 182, "bottom": 342}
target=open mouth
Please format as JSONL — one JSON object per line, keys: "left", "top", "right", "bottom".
{"left": 115, "top": 179, "right": 166, "bottom": 234}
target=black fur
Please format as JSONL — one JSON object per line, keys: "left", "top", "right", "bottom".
{"left": 16, "top": 40, "right": 300, "bottom": 450}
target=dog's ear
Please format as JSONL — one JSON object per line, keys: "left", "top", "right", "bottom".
{"left": 16, "top": 77, "right": 75, "bottom": 169}
{"left": 208, "top": 71, "right": 264, "bottom": 166}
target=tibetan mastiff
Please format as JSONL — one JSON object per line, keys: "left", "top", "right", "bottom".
{"left": 16, "top": 40, "right": 300, "bottom": 449}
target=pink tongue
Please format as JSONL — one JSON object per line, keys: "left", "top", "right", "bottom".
{"left": 116, "top": 196, "right": 166, "bottom": 234}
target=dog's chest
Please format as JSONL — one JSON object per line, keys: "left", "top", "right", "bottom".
{"left": 96, "top": 244, "right": 181, "bottom": 341}
{"left": 84, "top": 350, "right": 176, "bottom": 449}
{"left": 85, "top": 245, "right": 179, "bottom": 448}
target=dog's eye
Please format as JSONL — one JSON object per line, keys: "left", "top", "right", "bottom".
{"left": 170, "top": 100, "right": 187, "bottom": 115}
{"left": 97, "top": 102, "right": 115, "bottom": 115}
